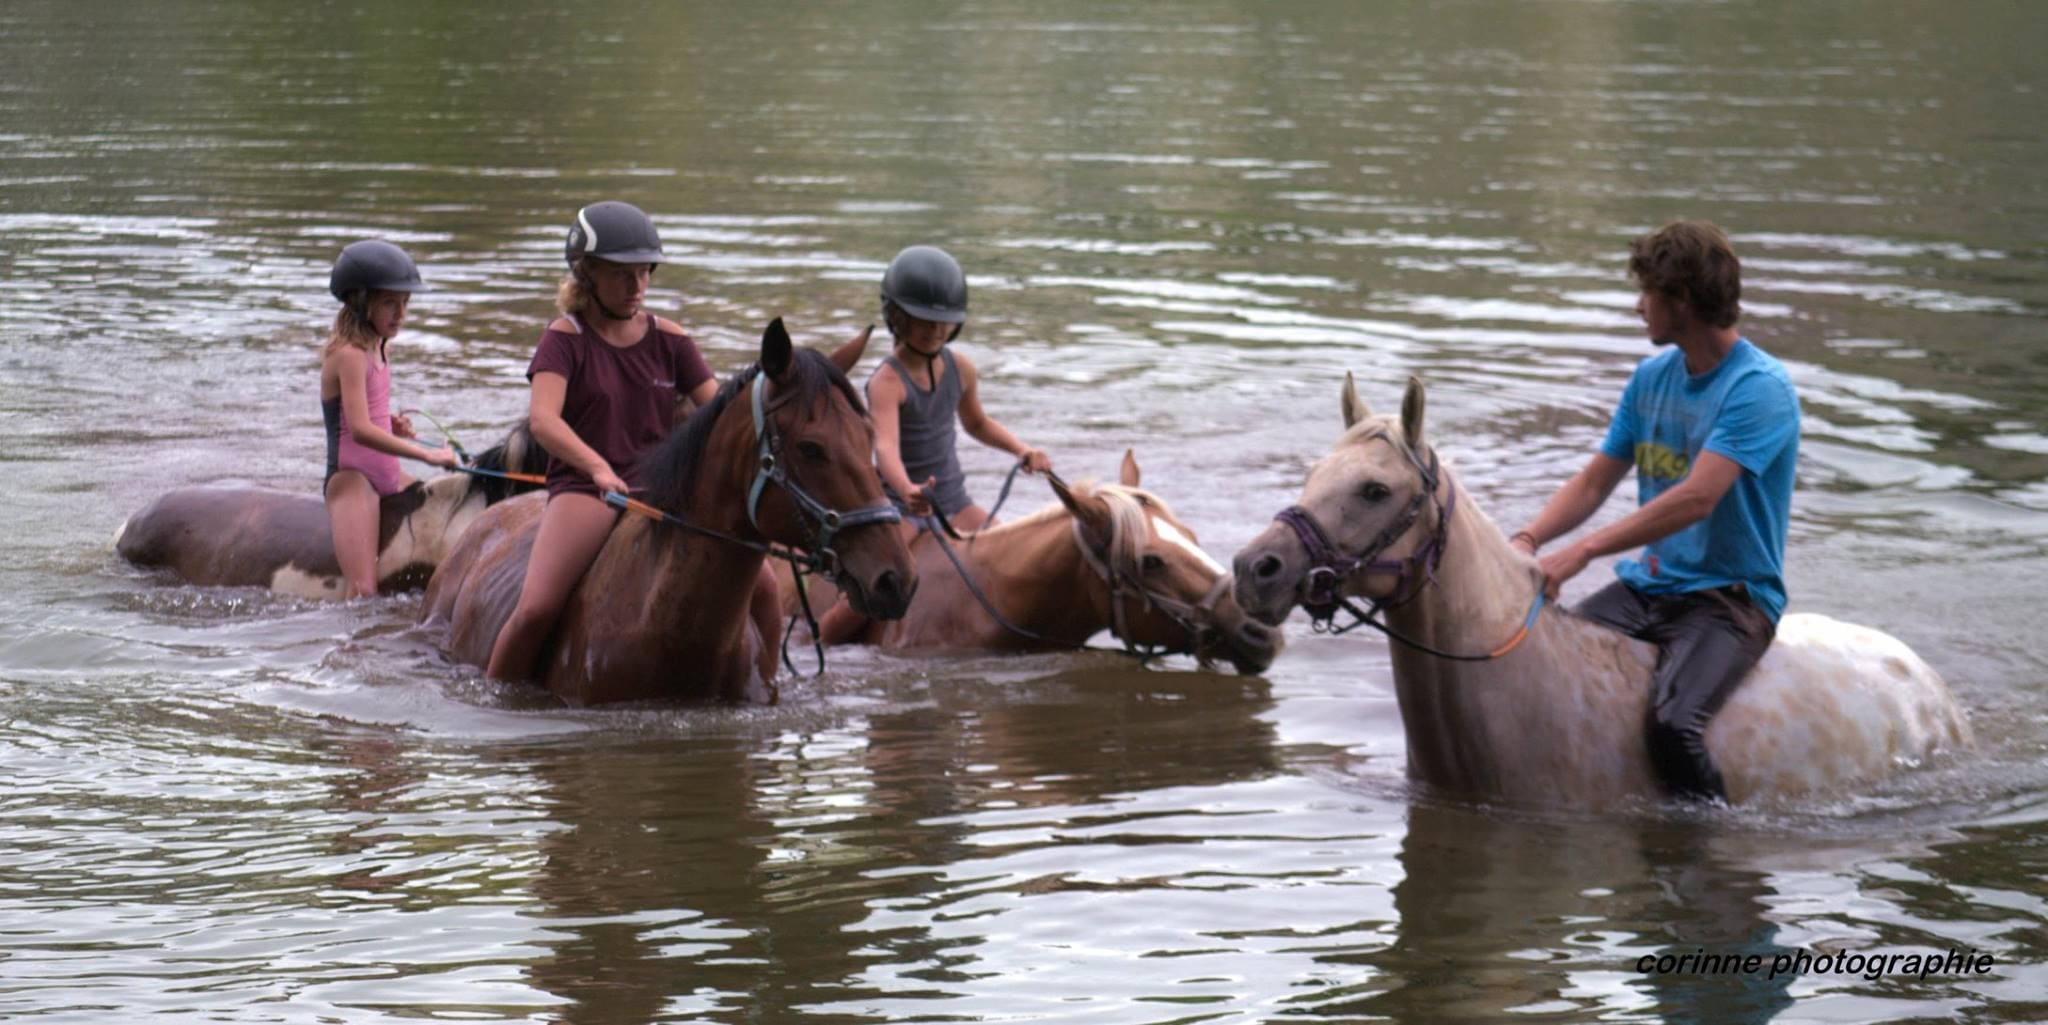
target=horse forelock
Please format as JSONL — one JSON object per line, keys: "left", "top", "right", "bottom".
{"left": 637, "top": 347, "right": 865, "bottom": 517}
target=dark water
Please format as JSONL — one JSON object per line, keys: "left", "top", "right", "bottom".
{"left": 2, "top": 1, "right": 2045, "bottom": 1022}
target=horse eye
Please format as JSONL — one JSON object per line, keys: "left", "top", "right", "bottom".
{"left": 1359, "top": 482, "right": 1392, "bottom": 502}
{"left": 797, "top": 440, "right": 828, "bottom": 462}
{"left": 1141, "top": 553, "right": 1166, "bottom": 574}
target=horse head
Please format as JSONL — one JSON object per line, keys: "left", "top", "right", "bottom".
{"left": 1054, "top": 450, "right": 1283, "bottom": 674}
{"left": 1233, "top": 374, "right": 1449, "bottom": 627}
{"left": 642, "top": 319, "right": 916, "bottom": 620}
{"left": 751, "top": 319, "right": 917, "bottom": 619}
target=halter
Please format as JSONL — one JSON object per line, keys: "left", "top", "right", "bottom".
{"left": 1274, "top": 439, "right": 1453, "bottom": 622}
{"left": 743, "top": 372, "right": 902, "bottom": 579}
{"left": 1268, "top": 435, "right": 1545, "bottom": 662}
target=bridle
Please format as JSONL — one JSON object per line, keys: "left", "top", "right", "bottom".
{"left": 1266, "top": 434, "right": 1545, "bottom": 662}
{"left": 742, "top": 371, "right": 902, "bottom": 579}
{"left": 1068, "top": 511, "right": 1231, "bottom": 662}
{"left": 926, "top": 474, "right": 1230, "bottom": 663}
{"left": 1272, "top": 435, "right": 1454, "bottom": 626}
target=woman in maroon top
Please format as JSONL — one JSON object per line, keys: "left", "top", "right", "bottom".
{"left": 486, "top": 201, "right": 781, "bottom": 684}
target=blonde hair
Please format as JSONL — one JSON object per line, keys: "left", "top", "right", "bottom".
{"left": 555, "top": 262, "right": 593, "bottom": 317}
{"left": 322, "top": 296, "right": 383, "bottom": 359}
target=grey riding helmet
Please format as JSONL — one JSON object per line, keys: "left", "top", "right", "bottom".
{"left": 565, "top": 201, "right": 666, "bottom": 267}
{"left": 880, "top": 245, "right": 968, "bottom": 324}
{"left": 328, "top": 240, "right": 425, "bottom": 302}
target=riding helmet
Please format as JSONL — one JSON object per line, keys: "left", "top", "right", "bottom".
{"left": 328, "top": 240, "right": 425, "bottom": 302}
{"left": 880, "top": 245, "right": 968, "bottom": 324}
{"left": 565, "top": 200, "right": 666, "bottom": 267}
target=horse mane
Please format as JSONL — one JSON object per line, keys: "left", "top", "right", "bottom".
{"left": 636, "top": 347, "right": 865, "bottom": 516}
{"left": 463, "top": 420, "right": 550, "bottom": 504}
{"left": 980, "top": 481, "right": 1167, "bottom": 572}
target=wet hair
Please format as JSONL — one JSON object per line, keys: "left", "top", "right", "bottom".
{"left": 636, "top": 347, "right": 866, "bottom": 520}
{"left": 323, "top": 291, "right": 385, "bottom": 358}
{"left": 1628, "top": 220, "right": 1742, "bottom": 329}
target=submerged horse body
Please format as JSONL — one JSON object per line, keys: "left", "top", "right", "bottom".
{"left": 115, "top": 424, "right": 547, "bottom": 598}
{"left": 1233, "top": 375, "right": 1969, "bottom": 808}
{"left": 421, "top": 320, "right": 917, "bottom": 706}
{"left": 793, "top": 451, "right": 1281, "bottom": 673}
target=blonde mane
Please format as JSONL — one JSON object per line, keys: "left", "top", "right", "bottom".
{"left": 972, "top": 481, "right": 1172, "bottom": 572}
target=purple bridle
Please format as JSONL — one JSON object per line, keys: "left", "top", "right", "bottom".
{"left": 1271, "top": 442, "right": 1457, "bottom": 623}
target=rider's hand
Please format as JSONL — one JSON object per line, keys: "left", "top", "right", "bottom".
{"left": 1018, "top": 447, "right": 1052, "bottom": 474}
{"left": 1536, "top": 543, "right": 1590, "bottom": 602}
{"left": 391, "top": 413, "right": 416, "bottom": 439}
{"left": 593, "top": 468, "right": 630, "bottom": 497}
{"left": 422, "top": 443, "right": 460, "bottom": 470}
{"left": 903, "top": 477, "right": 936, "bottom": 518}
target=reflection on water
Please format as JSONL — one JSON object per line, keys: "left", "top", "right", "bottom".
{"left": 2, "top": 0, "right": 2046, "bottom": 1021}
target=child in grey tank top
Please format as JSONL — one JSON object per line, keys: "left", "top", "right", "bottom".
{"left": 819, "top": 245, "right": 1053, "bottom": 645}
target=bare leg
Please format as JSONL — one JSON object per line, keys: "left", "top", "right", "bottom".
{"left": 325, "top": 470, "right": 381, "bottom": 599}
{"left": 750, "top": 562, "right": 782, "bottom": 683}
{"left": 485, "top": 493, "right": 617, "bottom": 682}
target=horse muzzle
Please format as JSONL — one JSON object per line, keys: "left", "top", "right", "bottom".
{"left": 838, "top": 558, "right": 917, "bottom": 621}
{"left": 1231, "top": 523, "right": 1310, "bottom": 628}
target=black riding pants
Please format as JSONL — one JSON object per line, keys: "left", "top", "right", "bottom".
{"left": 1576, "top": 580, "right": 1776, "bottom": 802}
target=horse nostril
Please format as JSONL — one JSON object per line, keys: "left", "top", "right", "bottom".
{"left": 1253, "top": 554, "right": 1283, "bottom": 580}
{"left": 873, "top": 569, "right": 902, "bottom": 606}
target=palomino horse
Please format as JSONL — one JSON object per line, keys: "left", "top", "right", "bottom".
{"left": 1232, "top": 375, "right": 1970, "bottom": 807}
{"left": 115, "top": 423, "right": 548, "bottom": 598}
{"left": 792, "top": 450, "right": 1282, "bottom": 674}
{"left": 420, "top": 319, "right": 918, "bottom": 706}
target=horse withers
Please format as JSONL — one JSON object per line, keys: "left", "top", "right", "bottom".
{"left": 788, "top": 450, "right": 1281, "bottom": 673}
{"left": 114, "top": 424, "right": 547, "bottom": 598}
{"left": 1231, "top": 374, "right": 1970, "bottom": 808}
{"left": 420, "top": 319, "right": 917, "bottom": 706}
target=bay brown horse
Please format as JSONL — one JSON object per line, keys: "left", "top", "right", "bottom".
{"left": 420, "top": 319, "right": 917, "bottom": 706}
{"left": 115, "top": 423, "right": 547, "bottom": 598}
{"left": 1233, "top": 374, "right": 1969, "bottom": 807}
{"left": 788, "top": 451, "right": 1282, "bottom": 674}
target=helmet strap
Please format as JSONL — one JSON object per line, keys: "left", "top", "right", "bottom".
{"left": 575, "top": 260, "right": 634, "bottom": 323}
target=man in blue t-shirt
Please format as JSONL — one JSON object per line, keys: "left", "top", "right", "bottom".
{"left": 1510, "top": 220, "right": 1800, "bottom": 802}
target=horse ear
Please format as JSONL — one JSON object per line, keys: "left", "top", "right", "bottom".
{"left": 1119, "top": 448, "right": 1140, "bottom": 487}
{"left": 761, "top": 317, "right": 794, "bottom": 381}
{"left": 1400, "top": 375, "right": 1427, "bottom": 453}
{"left": 829, "top": 324, "right": 873, "bottom": 376}
{"left": 1341, "top": 371, "right": 1370, "bottom": 428}
{"left": 1052, "top": 475, "right": 1115, "bottom": 548}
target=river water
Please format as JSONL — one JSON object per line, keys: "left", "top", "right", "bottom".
{"left": 2, "top": 2, "right": 2044, "bottom": 1022}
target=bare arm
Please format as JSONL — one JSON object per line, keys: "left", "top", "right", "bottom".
{"left": 954, "top": 352, "right": 1051, "bottom": 473}
{"left": 327, "top": 347, "right": 456, "bottom": 468}
{"left": 1532, "top": 451, "right": 1744, "bottom": 598}
{"left": 528, "top": 371, "right": 628, "bottom": 495}
{"left": 866, "top": 367, "right": 930, "bottom": 515}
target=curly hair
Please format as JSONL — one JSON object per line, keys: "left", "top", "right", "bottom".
{"left": 1628, "top": 220, "right": 1741, "bottom": 329}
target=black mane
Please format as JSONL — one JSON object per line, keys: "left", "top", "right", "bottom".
{"left": 464, "top": 420, "right": 550, "bottom": 504}
{"left": 636, "top": 347, "right": 865, "bottom": 517}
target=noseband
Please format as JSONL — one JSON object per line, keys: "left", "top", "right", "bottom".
{"left": 1272, "top": 441, "right": 1456, "bottom": 627}
{"left": 1070, "top": 517, "right": 1230, "bottom": 661}
{"left": 743, "top": 373, "right": 901, "bottom": 578}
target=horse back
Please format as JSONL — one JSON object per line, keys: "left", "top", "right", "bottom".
{"left": 1712, "top": 613, "right": 1971, "bottom": 803}
{"left": 118, "top": 486, "right": 339, "bottom": 589}
{"left": 117, "top": 483, "right": 439, "bottom": 596}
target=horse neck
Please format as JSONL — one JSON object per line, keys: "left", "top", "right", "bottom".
{"left": 1380, "top": 466, "right": 1650, "bottom": 801}
{"left": 964, "top": 510, "right": 1112, "bottom": 641}
{"left": 639, "top": 402, "right": 770, "bottom": 633}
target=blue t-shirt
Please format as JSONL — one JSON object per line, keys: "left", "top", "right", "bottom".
{"left": 1598, "top": 339, "right": 1800, "bottom": 622}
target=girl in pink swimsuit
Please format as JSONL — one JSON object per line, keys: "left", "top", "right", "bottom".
{"left": 320, "top": 240, "right": 459, "bottom": 598}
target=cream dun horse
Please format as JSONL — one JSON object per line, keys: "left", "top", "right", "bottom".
{"left": 1232, "top": 375, "right": 1970, "bottom": 808}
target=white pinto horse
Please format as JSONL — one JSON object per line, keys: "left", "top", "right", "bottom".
{"left": 1232, "top": 374, "right": 1970, "bottom": 808}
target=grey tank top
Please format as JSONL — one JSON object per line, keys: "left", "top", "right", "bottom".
{"left": 873, "top": 350, "right": 972, "bottom": 518}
